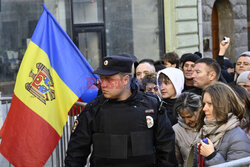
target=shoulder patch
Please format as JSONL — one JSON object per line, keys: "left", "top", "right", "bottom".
{"left": 146, "top": 116, "right": 154, "bottom": 128}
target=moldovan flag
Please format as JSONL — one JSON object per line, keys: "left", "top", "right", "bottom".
{"left": 0, "top": 5, "right": 98, "bottom": 167}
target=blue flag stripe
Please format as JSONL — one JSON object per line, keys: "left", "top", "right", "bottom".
{"left": 31, "top": 5, "right": 98, "bottom": 99}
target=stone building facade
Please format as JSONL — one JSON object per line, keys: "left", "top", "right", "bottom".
{"left": 202, "top": 0, "right": 248, "bottom": 62}
{"left": 164, "top": 0, "right": 200, "bottom": 57}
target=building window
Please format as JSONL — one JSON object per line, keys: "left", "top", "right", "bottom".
{"left": 105, "top": 0, "right": 164, "bottom": 60}
{"left": 72, "top": 0, "right": 165, "bottom": 70}
{"left": 72, "top": 0, "right": 105, "bottom": 70}
{"left": 0, "top": 1, "right": 71, "bottom": 96}
{"left": 72, "top": 0, "right": 103, "bottom": 24}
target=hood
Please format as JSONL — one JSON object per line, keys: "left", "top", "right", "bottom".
{"left": 157, "top": 67, "right": 184, "bottom": 98}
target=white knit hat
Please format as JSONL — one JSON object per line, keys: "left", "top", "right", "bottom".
{"left": 240, "top": 51, "right": 250, "bottom": 56}
{"left": 237, "top": 71, "right": 250, "bottom": 84}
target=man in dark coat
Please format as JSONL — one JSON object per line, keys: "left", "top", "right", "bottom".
{"left": 65, "top": 56, "right": 177, "bottom": 167}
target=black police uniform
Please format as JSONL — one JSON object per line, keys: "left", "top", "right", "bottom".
{"left": 65, "top": 56, "right": 177, "bottom": 167}
{"left": 65, "top": 89, "right": 177, "bottom": 167}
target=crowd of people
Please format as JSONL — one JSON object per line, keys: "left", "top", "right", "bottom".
{"left": 65, "top": 39, "right": 250, "bottom": 167}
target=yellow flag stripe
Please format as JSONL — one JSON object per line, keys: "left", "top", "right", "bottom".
{"left": 14, "top": 41, "right": 78, "bottom": 135}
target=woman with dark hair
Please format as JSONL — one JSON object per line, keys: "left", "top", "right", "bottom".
{"left": 173, "top": 92, "right": 202, "bottom": 167}
{"left": 192, "top": 82, "right": 250, "bottom": 166}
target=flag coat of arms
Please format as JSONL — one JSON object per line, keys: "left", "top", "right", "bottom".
{"left": 0, "top": 5, "right": 98, "bottom": 167}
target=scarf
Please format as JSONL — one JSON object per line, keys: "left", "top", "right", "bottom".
{"left": 195, "top": 113, "right": 240, "bottom": 150}
{"left": 178, "top": 117, "right": 198, "bottom": 132}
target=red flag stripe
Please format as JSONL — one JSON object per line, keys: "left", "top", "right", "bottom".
{"left": 0, "top": 94, "right": 60, "bottom": 167}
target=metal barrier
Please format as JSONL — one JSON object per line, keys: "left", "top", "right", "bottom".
{"left": 0, "top": 95, "right": 86, "bottom": 167}
{"left": 1, "top": 96, "right": 249, "bottom": 167}
{"left": 210, "top": 156, "right": 250, "bottom": 167}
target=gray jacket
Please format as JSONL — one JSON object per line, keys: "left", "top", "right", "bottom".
{"left": 205, "top": 126, "right": 250, "bottom": 166}
{"left": 173, "top": 123, "right": 198, "bottom": 167}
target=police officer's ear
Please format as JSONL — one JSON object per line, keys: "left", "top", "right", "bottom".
{"left": 119, "top": 73, "right": 130, "bottom": 86}
{"left": 123, "top": 74, "right": 131, "bottom": 86}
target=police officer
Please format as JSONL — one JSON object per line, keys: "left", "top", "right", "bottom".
{"left": 65, "top": 56, "right": 177, "bottom": 167}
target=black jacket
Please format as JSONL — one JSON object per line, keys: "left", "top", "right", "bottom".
{"left": 183, "top": 84, "right": 196, "bottom": 92}
{"left": 215, "top": 55, "right": 228, "bottom": 83}
{"left": 162, "top": 98, "right": 178, "bottom": 126}
{"left": 65, "top": 90, "right": 177, "bottom": 167}
{"left": 185, "top": 87, "right": 203, "bottom": 96}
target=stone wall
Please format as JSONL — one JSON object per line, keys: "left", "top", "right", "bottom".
{"left": 202, "top": 0, "right": 248, "bottom": 61}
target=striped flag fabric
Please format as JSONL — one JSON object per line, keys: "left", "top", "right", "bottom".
{"left": 0, "top": 5, "right": 98, "bottom": 167}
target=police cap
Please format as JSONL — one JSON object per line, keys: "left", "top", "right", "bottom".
{"left": 93, "top": 56, "right": 134, "bottom": 75}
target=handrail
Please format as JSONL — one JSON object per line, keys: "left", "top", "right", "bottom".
{"left": 0, "top": 97, "right": 12, "bottom": 101}
{"left": 0, "top": 97, "right": 86, "bottom": 106}
{"left": 75, "top": 101, "right": 86, "bottom": 107}
{"left": 210, "top": 156, "right": 250, "bottom": 167}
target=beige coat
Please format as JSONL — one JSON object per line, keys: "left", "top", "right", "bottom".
{"left": 173, "top": 121, "right": 198, "bottom": 167}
